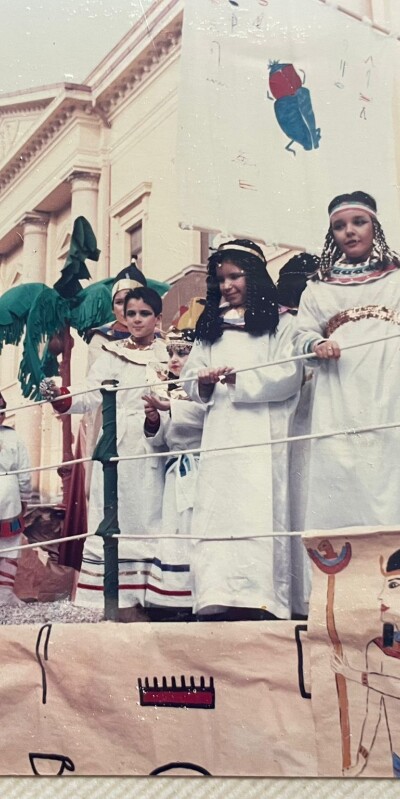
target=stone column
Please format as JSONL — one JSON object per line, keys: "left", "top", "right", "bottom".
{"left": 19, "top": 211, "right": 49, "bottom": 283}
{"left": 68, "top": 169, "right": 100, "bottom": 239}
{"left": 16, "top": 212, "right": 50, "bottom": 496}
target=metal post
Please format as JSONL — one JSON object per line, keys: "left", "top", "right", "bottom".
{"left": 93, "top": 379, "right": 120, "bottom": 621}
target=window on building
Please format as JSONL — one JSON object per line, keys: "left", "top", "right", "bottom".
{"left": 200, "top": 231, "right": 215, "bottom": 264}
{"left": 130, "top": 222, "right": 143, "bottom": 269}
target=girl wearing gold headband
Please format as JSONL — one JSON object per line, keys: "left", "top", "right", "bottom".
{"left": 294, "top": 190, "right": 400, "bottom": 533}
{"left": 182, "top": 239, "right": 302, "bottom": 621}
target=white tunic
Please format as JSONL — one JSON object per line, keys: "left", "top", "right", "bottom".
{"left": 0, "top": 426, "right": 32, "bottom": 558}
{"left": 288, "top": 369, "right": 314, "bottom": 616}
{"left": 66, "top": 337, "right": 168, "bottom": 608}
{"left": 294, "top": 268, "right": 400, "bottom": 530}
{"left": 182, "top": 314, "right": 302, "bottom": 618}
{"left": 145, "top": 397, "right": 205, "bottom": 608}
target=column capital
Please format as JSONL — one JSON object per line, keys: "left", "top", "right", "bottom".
{"left": 67, "top": 169, "right": 101, "bottom": 188}
{"left": 17, "top": 211, "right": 50, "bottom": 231}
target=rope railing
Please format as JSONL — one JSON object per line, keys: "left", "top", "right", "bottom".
{"left": 3, "top": 330, "right": 400, "bottom": 416}
{"left": 0, "top": 523, "right": 371, "bottom": 557}
{"left": 1, "top": 417, "right": 400, "bottom": 479}
{"left": 5, "top": 330, "right": 400, "bottom": 620}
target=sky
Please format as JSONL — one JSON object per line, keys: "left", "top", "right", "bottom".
{"left": 1, "top": 0, "right": 153, "bottom": 94}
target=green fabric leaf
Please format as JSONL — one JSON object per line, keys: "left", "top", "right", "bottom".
{"left": 70, "top": 280, "right": 115, "bottom": 337}
{"left": 53, "top": 216, "right": 100, "bottom": 298}
{"left": 0, "top": 283, "right": 47, "bottom": 352}
{"left": 18, "top": 287, "right": 69, "bottom": 398}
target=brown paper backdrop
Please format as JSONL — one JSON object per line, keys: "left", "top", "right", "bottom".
{"left": 0, "top": 620, "right": 316, "bottom": 777}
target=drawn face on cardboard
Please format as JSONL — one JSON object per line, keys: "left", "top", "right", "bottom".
{"left": 378, "top": 574, "right": 400, "bottom": 627}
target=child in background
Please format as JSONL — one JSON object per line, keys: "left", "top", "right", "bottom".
{"left": 142, "top": 300, "right": 206, "bottom": 621}
{"left": 0, "top": 393, "right": 31, "bottom": 606}
{"left": 277, "top": 252, "right": 320, "bottom": 619}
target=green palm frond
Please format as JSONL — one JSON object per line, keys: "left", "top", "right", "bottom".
{"left": 0, "top": 283, "right": 48, "bottom": 352}
{"left": 18, "top": 287, "right": 69, "bottom": 398}
{"left": 53, "top": 216, "right": 100, "bottom": 298}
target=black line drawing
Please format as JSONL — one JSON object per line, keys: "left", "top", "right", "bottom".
{"left": 35, "top": 623, "right": 52, "bottom": 705}
{"left": 295, "top": 624, "right": 311, "bottom": 699}
{"left": 29, "top": 752, "right": 75, "bottom": 776}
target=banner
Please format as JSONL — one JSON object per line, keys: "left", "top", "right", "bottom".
{"left": 306, "top": 525, "right": 400, "bottom": 778}
{"left": 178, "top": 0, "right": 399, "bottom": 251}
{"left": 0, "top": 620, "right": 316, "bottom": 776}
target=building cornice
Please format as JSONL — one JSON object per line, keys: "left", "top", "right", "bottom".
{"left": 0, "top": 90, "right": 97, "bottom": 195}
{"left": 93, "top": 15, "right": 183, "bottom": 120}
{"left": 0, "top": 1, "right": 183, "bottom": 195}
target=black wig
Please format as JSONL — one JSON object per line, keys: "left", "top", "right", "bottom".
{"left": 195, "top": 239, "right": 279, "bottom": 343}
{"left": 277, "top": 252, "right": 320, "bottom": 309}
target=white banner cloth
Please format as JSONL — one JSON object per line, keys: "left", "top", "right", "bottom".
{"left": 178, "top": 0, "right": 399, "bottom": 251}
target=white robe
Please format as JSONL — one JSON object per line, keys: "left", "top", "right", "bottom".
{"left": 65, "top": 337, "right": 168, "bottom": 609}
{"left": 0, "top": 426, "right": 32, "bottom": 558}
{"left": 145, "top": 397, "right": 205, "bottom": 608}
{"left": 181, "top": 314, "right": 302, "bottom": 618}
{"left": 294, "top": 269, "right": 400, "bottom": 530}
{"left": 288, "top": 369, "right": 314, "bottom": 616}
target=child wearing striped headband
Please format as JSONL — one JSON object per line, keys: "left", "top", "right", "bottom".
{"left": 294, "top": 189, "right": 400, "bottom": 540}
{"left": 319, "top": 190, "right": 400, "bottom": 280}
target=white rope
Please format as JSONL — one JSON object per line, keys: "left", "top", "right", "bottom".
{"left": 1, "top": 416, "right": 400, "bottom": 477}
{"left": 0, "top": 527, "right": 309, "bottom": 556}
{"left": 4, "top": 331, "right": 400, "bottom": 415}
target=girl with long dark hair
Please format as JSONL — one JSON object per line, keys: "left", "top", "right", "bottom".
{"left": 182, "top": 239, "right": 302, "bottom": 621}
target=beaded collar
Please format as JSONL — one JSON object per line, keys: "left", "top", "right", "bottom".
{"left": 322, "top": 257, "right": 398, "bottom": 285}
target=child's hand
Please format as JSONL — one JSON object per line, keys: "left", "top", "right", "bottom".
{"left": 142, "top": 395, "right": 160, "bottom": 424}
{"left": 198, "top": 366, "right": 235, "bottom": 385}
{"left": 142, "top": 394, "right": 171, "bottom": 413}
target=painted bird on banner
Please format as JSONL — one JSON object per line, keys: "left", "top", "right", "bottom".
{"left": 267, "top": 61, "right": 321, "bottom": 155}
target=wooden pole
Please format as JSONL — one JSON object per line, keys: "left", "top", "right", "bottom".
{"left": 326, "top": 574, "right": 351, "bottom": 770}
{"left": 56, "top": 326, "right": 75, "bottom": 509}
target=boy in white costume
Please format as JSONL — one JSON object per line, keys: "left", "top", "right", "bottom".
{"left": 0, "top": 393, "right": 32, "bottom": 605}
{"left": 41, "top": 287, "right": 168, "bottom": 616}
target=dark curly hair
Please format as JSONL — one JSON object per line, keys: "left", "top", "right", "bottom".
{"left": 195, "top": 239, "right": 279, "bottom": 343}
{"left": 277, "top": 252, "right": 320, "bottom": 309}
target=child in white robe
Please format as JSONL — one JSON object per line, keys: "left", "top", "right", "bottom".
{"left": 0, "top": 392, "right": 32, "bottom": 606}
{"left": 41, "top": 287, "right": 168, "bottom": 617}
{"left": 181, "top": 239, "right": 302, "bottom": 621}
{"left": 142, "top": 304, "right": 206, "bottom": 620}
